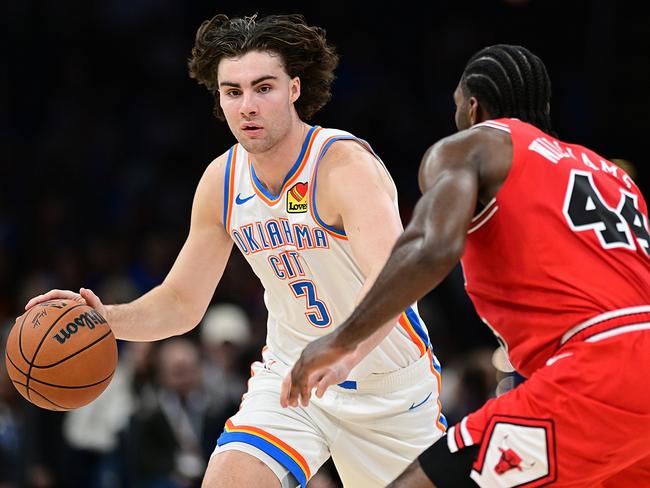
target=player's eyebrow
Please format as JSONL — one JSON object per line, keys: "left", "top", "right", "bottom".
{"left": 219, "top": 75, "right": 278, "bottom": 88}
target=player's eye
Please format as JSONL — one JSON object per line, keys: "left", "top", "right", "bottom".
{"left": 225, "top": 89, "right": 241, "bottom": 98}
{"left": 258, "top": 85, "right": 271, "bottom": 94}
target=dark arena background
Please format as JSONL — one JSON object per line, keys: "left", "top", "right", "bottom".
{"left": 2, "top": 1, "right": 647, "bottom": 486}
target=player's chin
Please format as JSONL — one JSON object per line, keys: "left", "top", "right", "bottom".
{"left": 240, "top": 137, "right": 272, "bottom": 154}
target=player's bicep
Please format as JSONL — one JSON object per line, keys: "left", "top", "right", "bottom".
{"left": 345, "top": 190, "right": 402, "bottom": 279}
{"left": 409, "top": 139, "right": 480, "bottom": 256}
{"left": 328, "top": 150, "right": 402, "bottom": 279}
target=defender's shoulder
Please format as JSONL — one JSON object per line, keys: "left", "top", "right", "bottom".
{"left": 426, "top": 125, "right": 511, "bottom": 165}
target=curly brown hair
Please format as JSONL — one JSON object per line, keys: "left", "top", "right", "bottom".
{"left": 188, "top": 14, "right": 339, "bottom": 121}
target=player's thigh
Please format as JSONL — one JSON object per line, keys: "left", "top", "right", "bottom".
{"left": 214, "top": 360, "right": 330, "bottom": 487}
{"left": 203, "top": 449, "right": 280, "bottom": 488}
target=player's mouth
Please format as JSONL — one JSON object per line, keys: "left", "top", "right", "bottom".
{"left": 241, "top": 123, "right": 264, "bottom": 136}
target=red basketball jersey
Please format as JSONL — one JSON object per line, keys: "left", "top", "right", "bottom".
{"left": 461, "top": 118, "right": 650, "bottom": 377}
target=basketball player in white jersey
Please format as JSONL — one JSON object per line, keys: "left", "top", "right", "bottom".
{"left": 25, "top": 14, "right": 445, "bottom": 487}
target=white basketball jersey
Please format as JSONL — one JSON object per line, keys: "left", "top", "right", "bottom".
{"left": 223, "top": 126, "right": 435, "bottom": 379}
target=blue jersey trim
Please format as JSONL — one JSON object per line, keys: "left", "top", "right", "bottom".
{"left": 430, "top": 349, "right": 442, "bottom": 375}
{"left": 223, "top": 146, "right": 235, "bottom": 231}
{"left": 311, "top": 136, "right": 356, "bottom": 237}
{"left": 217, "top": 430, "right": 308, "bottom": 488}
{"left": 406, "top": 306, "right": 430, "bottom": 349}
{"left": 250, "top": 125, "right": 318, "bottom": 200}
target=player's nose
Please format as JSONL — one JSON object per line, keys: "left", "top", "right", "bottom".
{"left": 239, "top": 91, "right": 258, "bottom": 117}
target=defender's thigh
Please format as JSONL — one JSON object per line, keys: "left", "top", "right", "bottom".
{"left": 446, "top": 334, "right": 650, "bottom": 487}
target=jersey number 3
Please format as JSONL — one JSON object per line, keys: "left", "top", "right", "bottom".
{"left": 564, "top": 170, "right": 649, "bottom": 256}
{"left": 290, "top": 280, "right": 332, "bottom": 328}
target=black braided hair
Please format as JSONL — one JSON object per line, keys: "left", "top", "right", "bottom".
{"left": 461, "top": 44, "right": 556, "bottom": 136}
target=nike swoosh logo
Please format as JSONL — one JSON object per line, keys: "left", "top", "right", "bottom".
{"left": 235, "top": 193, "right": 255, "bottom": 205}
{"left": 409, "top": 392, "right": 432, "bottom": 410}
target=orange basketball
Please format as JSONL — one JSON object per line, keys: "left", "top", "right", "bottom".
{"left": 4, "top": 299, "right": 117, "bottom": 411}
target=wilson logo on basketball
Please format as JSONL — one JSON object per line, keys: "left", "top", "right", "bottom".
{"left": 287, "top": 182, "right": 308, "bottom": 213}
{"left": 52, "top": 310, "right": 108, "bottom": 345}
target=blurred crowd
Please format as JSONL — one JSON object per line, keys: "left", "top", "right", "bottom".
{"left": 2, "top": 0, "right": 647, "bottom": 486}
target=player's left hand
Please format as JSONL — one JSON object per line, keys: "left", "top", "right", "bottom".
{"left": 280, "top": 333, "right": 357, "bottom": 408}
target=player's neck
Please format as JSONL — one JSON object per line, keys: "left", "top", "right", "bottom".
{"left": 249, "top": 121, "right": 311, "bottom": 196}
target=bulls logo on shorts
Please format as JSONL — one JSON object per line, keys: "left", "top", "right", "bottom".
{"left": 470, "top": 415, "right": 557, "bottom": 487}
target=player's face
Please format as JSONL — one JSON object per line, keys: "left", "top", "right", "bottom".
{"left": 218, "top": 50, "right": 301, "bottom": 154}
{"left": 454, "top": 82, "right": 471, "bottom": 131}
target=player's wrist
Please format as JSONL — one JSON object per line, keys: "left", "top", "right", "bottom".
{"left": 330, "top": 326, "right": 359, "bottom": 355}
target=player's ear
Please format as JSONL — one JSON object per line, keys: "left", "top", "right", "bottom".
{"left": 468, "top": 96, "right": 480, "bottom": 125}
{"left": 290, "top": 76, "right": 301, "bottom": 103}
{"left": 469, "top": 97, "right": 490, "bottom": 124}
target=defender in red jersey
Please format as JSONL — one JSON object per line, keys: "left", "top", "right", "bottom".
{"left": 282, "top": 44, "right": 650, "bottom": 487}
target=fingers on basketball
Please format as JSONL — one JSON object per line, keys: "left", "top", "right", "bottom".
{"left": 25, "top": 289, "right": 83, "bottom": 310}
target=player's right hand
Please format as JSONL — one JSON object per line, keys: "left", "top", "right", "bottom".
{"left": 25, "top": 288, "right": 107, "bottom": 319}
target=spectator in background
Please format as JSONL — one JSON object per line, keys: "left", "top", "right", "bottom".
{"left": 436, "top": 348, "right": 497, "bottom": 426}
{"left": 128, "top": 338, "right": 218, "bottom": 488}
{"left": 199, "top": 303, "right": 251, "bottom": 413}
{"left": 62, "top": 342, "right": 149, "bottom": 487}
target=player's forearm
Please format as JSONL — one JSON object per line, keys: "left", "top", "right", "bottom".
{"left": 337, "top": 238, "right": 450, "bottom": 351}
{"left": 335, "top": 191, "right": 463, "bottom": 350}
{"left": 105, "top": 283, "right": 199, "bottom": 341}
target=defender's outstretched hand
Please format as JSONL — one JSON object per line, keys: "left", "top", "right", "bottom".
{"left": 280, "top": 333, "right": 357, "bottom": 408}
{"left": 25, "top": 288, "right": 107, "bottom": 318}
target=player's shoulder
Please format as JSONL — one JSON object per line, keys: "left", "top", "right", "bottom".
{"left": 193, "top": 148, "right": 235, "bottom": 210}
{"left": 204, "top": 148, "right": 233, "bottom": 178}
{"left": 314, "top": 130, "right": 397, "bottom": 209}
{"left": 195, "top": 147, "right": 236, "bottom": 195}
{"left": 317, "top": 129, "right": 379, "bottom": 175}
{"left": 428, "top": 124, "right": 511, "bottom": 165}
{"left": 321, "top": 133, "right": 370, "bottom": 160}
{"left": 318, "top": 137, "right": 389, "bottom": 198}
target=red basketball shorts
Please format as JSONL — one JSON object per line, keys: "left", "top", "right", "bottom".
{"left": 448, "top": 329, "right": 650, "bottom": 487}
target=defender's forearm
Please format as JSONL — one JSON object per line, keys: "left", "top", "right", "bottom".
{"left": 336, "top": 190, "right": 464, "bottom": 350}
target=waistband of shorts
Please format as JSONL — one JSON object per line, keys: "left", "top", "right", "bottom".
{"left": 332, "top": 352, "right": 436, "bottom": 394}
{"left": 263, "top": 347, "right": 437, "bottom": 394}
{"left": 560, "top": 305, "right": 650, "bottom": 345}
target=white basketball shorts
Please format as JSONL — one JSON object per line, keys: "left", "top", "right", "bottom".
{"left": 212, "top": 348, "right": 447, "bottom": 487}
